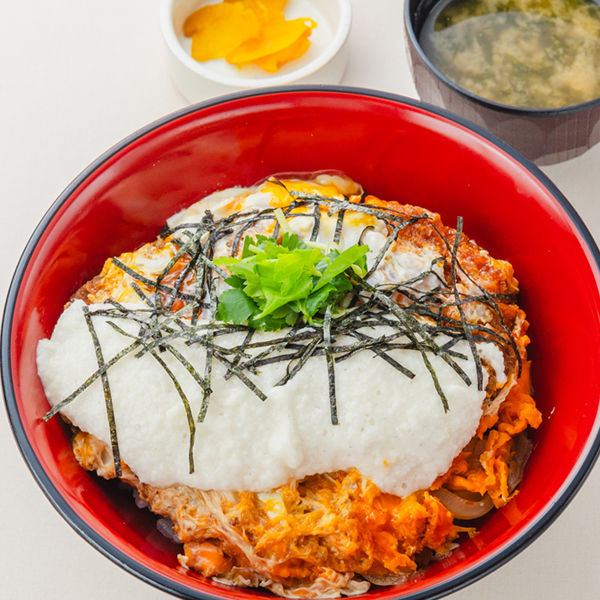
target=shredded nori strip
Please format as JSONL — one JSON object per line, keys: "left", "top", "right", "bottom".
{"left": 130, "top": 281, "right": 155, "bottom": 306}
{"left": 156, "top": 230, "right": 202, "bottom": 289}
{"left": 223, "top": 329, "right": 254, "bottom": 380}
{"left": 164, "top": 246, "right": 202, "bottom": 312}
{"left": 356, "top": 279, "right": 454, "bottom": 410}
{"left": 364, "top": 223, "right": 402, "bottom": 280}
{"left": 365, "top": 217, "right": 424, "bottom": 280}
{"left": 276, "top": 337, "right": 320, "bottom": 387}
{"left": 310, "top": 203, "right": 321, "bottom": 242}
{"left": 214, "top": 351, "right": 267, "bottom": 401}
{"left": 198, "top": 278, "right": 217, "bottom": 423}
{"left": 349, "top": 330, "right": 416, "bottom": 379}
{"left": 226, "top": 326, "right": 307, "bottom": 378}
{"left": 333, "top": 209, "right": 346, "bottom": 244}
{"left": 192, "top": 239, "right": 207, "bottom": 326}
{"left": 195, "top": 251, "right": 229, "bottom": 280}
{"left": 287, "top": 191, "right": 426, "bottom": 224}
{"left": 82, "top": 306, "right": 122, "bottom": 477}
{"left": 197, "top": 343, "right": 213, "bottom": 424}
{"left": 428, "top": 221, "right": 522, "bottom": 377}
{"left": 449, "top": 217, "right": 483, "bottom": 391}
{"left": 43, "top": 338, "right": 141, "bottom": 421}
{"left": 150, "top": 348, "right": 197, "bottom": 474}
{"left": 231, "top": 219, "right": 258, "bottom": 257}
{"left": 105, "top": 321, "right": 211, "bottom": 395}
{"left": 323, "top": 305, "right": 338, "bottom": 425}
{"left": 103, "top": 319, "right": 198, "bottom": 473}
{"left": 358, "top": 225, "right": 375, "bottom": 246}
{"left": 111, "top": 258, "right": 195, "bottom": 302}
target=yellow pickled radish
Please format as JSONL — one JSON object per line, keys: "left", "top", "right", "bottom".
{"left": 254, "top": 30, "right": 311, "bottom": 73}
{"left": 226, "top": 17, "right": 317, "bottom": 65}
{"left": 224, "top": 0, "right": 288, "bottom": 22}
{"left": 183, "top": 0, "right": 316, "bottom": 72}
{"left": 255, "top": 0, "right": 289, "bottom": 20}
{"left": 184, "top": 3, "right": 260, "bottom": 62}
{"left": 260, "top": 0, "right": 288, "bottom": 13}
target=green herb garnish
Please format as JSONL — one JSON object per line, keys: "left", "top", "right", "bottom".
{"left": 214, "top": 229, "right": 369, "bottom": 331}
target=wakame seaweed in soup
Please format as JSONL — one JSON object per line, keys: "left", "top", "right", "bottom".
{"left": 419, "top": 0, "right": 600, "bottom": 109}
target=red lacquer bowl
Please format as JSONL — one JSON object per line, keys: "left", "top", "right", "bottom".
{"left": 3, "top": 87, "right": 600, "bottom": 600}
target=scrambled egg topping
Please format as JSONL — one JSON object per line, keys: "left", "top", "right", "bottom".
{"left": 66, "top": 176, "right": 541, "bottom": 597}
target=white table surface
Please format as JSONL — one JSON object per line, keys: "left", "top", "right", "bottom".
{"left": 1, "top": 1, "right": 600, "bottom": 599}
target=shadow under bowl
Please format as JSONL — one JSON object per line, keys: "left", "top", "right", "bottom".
{"left": 3, "top": 86, "right": 600, "bottom": 600}
{"left": 404, "top": 0, "right": 600, "bottom": 166}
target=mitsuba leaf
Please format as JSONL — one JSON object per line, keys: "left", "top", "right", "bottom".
{"left": 303, "top": 284, "right": 337, "bottom": 317}
{"left": 280, "top": 232, "right": 300, "bottom": 250}
{"left": 271, "top": 304, "right": 300, "bottom": 325}
{"left": 272, "top": 250, "right": 319, "bottom": 295}
{"left": 314, "top": 245, "right": 370, "bottom": 291}
{"left": 241, "top": 234, "right": 258, "bottom": 259}
{"left": 225, "top": 275, "right": 245, "bottom": 289}
{"left": 216, "top": 288, "right": 258, "bottom": 324}
{"left": 214, "top": 230, "right": 370, "bottom": 330}
{"left": 259, "top": 277, "right": 313, "bottom": 317}
{"left": 249, "top": 313, "right": 288, "bottom": 331}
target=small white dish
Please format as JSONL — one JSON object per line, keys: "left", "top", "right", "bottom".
{"left": 160, "top": 0, "right": 352, "bottom": 103}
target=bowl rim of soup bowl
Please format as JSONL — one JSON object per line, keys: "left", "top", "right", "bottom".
{"left": 3, "top": 84, "right": 600, "bottom": 600}
{"left": 404, "top": 0, "right": 600, "bottom": 116}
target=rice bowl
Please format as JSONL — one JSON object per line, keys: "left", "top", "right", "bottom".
{"left": 4, "top": 87, "right": 600, "bottom": 600}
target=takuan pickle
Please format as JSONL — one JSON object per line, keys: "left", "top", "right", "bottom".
{"left": 183, "top": 0, "right": 317, "bottom": 73}
{"left": 419, "top": 0, "right": 600, "bottom": 109}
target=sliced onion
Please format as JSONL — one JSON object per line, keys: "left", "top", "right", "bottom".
{"left": 465, "top": 437, "right": 487, "bottom": 470}
{"left": 132, "top": 487, "right": 150, "bottom": 509}
{"left": 432, "top": 488, "right": 494, "bottom": 520}
{"left": 156, "top": 517, "right": 181, "bottom": 544}
{"left": 363, "top": 573, "right": 410, "bottom": 587}
{"left": 508, "top": 433, "right": 534, "bottom": 493}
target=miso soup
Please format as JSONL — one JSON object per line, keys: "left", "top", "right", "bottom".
{"left": 419, "top": 0, "right": 600, "bottom": 108}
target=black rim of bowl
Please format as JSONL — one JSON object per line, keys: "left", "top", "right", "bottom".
{"left": 3, "top": 85, "right": 600, "bottom": 600}
{"left": 404, "top": 0, "right": 600, "bottom": 117}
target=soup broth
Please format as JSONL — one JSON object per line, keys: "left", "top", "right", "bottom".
{"left": 419, "top": 0, "right": 600, "bottom": 108}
